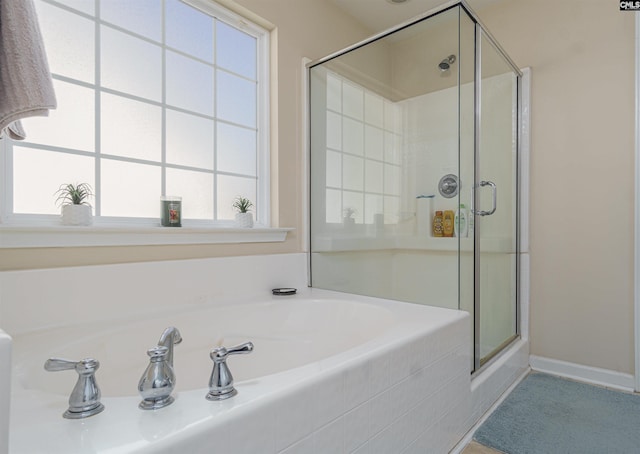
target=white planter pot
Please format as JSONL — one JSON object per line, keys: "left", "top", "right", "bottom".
{"left": 234, "top": 212, "right": 254, "bottom": 228}
{"left": 61, "top": 204, "right": 92, "bottom": 226}
{"left": 343, "top": 217, "right": 355, "bottom": 231}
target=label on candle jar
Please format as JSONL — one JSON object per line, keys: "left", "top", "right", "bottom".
{"left": 169, "top": 203, "right": 179, "bottom": 224}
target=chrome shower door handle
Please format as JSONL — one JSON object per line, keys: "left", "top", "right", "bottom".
{"left": 474, "top": 180, "right": 497, "bottom": 216}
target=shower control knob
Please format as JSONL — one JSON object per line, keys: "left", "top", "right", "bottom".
{"left": 438, "top": 174, "right": 459, "bottom": 198}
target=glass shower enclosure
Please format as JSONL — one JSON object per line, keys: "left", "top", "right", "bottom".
{"left": 308, "top": 1, "right": 521, "bottom": 371}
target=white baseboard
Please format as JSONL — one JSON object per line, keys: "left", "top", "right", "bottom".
{"left": 529, "top": 355, "right": 635, "bottom": 392}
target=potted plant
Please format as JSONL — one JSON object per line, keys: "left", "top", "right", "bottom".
{"left": 55, "top": 183, "right": 93, "bottom": 226}
{"left": 233, "top": 196, "right": 254, "bottom": 228}
{"left": 343, "top": 207, "right": 356, "bottom": 227}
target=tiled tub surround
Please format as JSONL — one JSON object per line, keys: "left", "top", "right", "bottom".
{"left": 0, "top": 254, "right": 528, "bottom": 453}
{"left": 7, "top": 292, "right": 470, "bottom": 453}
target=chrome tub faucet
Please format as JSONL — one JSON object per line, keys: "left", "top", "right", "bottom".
{"left": 138, "top": 345, "right": 176, "bottom": 410}
{"left": 137, "top": 326, "right": 182, "bottom": 410}
{"left": 44, "top": 357, "right": 105, "bottom": 419}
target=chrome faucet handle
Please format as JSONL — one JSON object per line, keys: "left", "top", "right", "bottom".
{"left": 44, "top": 357, "right": 105, "bottom": 419}
{"left": 138, "top": 345, "right": 176, "bottom": 410}
{"left": 206, "top": 341, "right": 254, "bottom": 401}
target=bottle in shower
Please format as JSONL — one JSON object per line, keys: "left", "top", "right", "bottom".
{"left": 433, "top": 211, "right": 444, "bottom": 237}
{"left": 443, "top": 210, "right": 454, "bottom": 237}
{"left": 454, "top": 204, "right": 468, "bottom": 238}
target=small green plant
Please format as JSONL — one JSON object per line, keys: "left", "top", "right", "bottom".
{"left": 232, "top": 196, "right": 253, "bottom": 213}
{"left": 55, "top": 183, "right": 93, "bottom": 207}
{"left": 343, "top": 207, "right": 357, "bottom": 219}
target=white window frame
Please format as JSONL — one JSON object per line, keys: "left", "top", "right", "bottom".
{"left": 0, "top": 0, "right": 288, "bottom": 248}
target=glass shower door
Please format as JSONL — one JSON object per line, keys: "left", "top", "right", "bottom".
{"left": 308, "top": 4, "right": 522, "bottom": 372}
{"left": 475, "top": 29, "right": 520, "bottom": 367}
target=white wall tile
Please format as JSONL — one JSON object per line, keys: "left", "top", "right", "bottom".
{"left": 313, "top": 372, "right": 345, "bottom": 430}
{"left": 326, "top": 111, "right": 342, "bottom": 150}
{"left": 342, "top": 83, "right": 363, "bottom": 120}
{"left": 216, "top": 402, "right": 277, "bottom": 454}
{"left": 404, "top": 424, "right": 439, "bottom": 454}
{"left": 389, "top": 341, "right": 411, "bottom": 384}
{"left": 344, "top": 359, "right": 371, "bottom": 411}
{"left": 326, "top": 150, "right": 342, "bottom": 188}
{"left": 388, "top": 377, "right": 412, "bottom": 422}
{"left": 343, "top": 154, "right": 364, "bottom": 191}
{"left": 344, "top": 401, "right": 371, "bottom": 452}
{"left": 390, "top": 410, "right": 413, "bottom": 449}
{"left": 275, "top": 385, "right": 317, "bottom": 451}
{"left": 407, "top": 336, "right": 426, "bottom": 374}
{"left": 364, "top": 93, "right": 383, "bottom": 128}
{"left": 364, "top": 159, "right": 384, "bottom": 193}
{"left": 326, "top": 74, "right": 342, "bottom": 113}
{"left": 369, "top": 350, "right": 391, "bottom": 396}
{"left": 314, "top": 417, "right": 345, "bottom": 453}
{"left": 364, "top": 126, "right": 384, "bottom": 160}
{"left": 351, "top": 440, "right": 370, "bottom": 454}
{"left": 343, "top": 118, "right": 364, "bottom": 156}
{"left": 405, "top": 367, "right": 428, "bottom": 407}
{"left": 279, "top": 434, "right": 314, "bottom": 454}
{"left": 368, "top": 423, "right": 400, "bottom": 454}
{"left": 369, "top": 389, "right": 392, "bottom": 437}
{"left": 401, "top": 403, "right": 428, "bottom": 448}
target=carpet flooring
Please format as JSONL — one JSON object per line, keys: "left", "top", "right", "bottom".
{"left": 473, "top": 372, "right": 640, "bottom": 454}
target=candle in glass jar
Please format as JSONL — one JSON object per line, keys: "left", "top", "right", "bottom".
{"left": 160, "top": 196, "right": 181, "bottom": 227}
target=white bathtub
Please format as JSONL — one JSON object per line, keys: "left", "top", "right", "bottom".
{"left": 13, "top": 297, "right": 396, "bottom": 397}
{"left": 8, "top": 288, "right": 471, "bottom": 453}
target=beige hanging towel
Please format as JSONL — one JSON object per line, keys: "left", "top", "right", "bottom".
{"left": 0, "top": 0, "right": 56, "bottom": 140}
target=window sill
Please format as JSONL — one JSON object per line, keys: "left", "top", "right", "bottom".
{"left": 0, "top": 225, "right": 293, "bottom": 248}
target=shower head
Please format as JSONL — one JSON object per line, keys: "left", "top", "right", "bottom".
{"left": 439, "top": 54, "right": 456, "bottom": 72}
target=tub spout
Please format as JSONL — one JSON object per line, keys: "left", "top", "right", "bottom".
{"left": 138, "top": 345, "right": 176, "bottom": 410}
{"left": 157, "top": 326, "right": 182, "bottom": 369}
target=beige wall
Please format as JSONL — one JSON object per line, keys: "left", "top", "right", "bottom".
{"left": 471, "top": 0, "right": 636, "bottom": 374}
{"left": 0, "top": 0, "right": 370, "bottom": 271}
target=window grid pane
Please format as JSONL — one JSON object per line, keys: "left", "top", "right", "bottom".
{"left": 7, "top": 0, "right": 265, "bottom": 225}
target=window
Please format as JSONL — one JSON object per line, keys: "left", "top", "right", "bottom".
{"left": 1, "top": 0, "right": 269, "bottom": 227}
